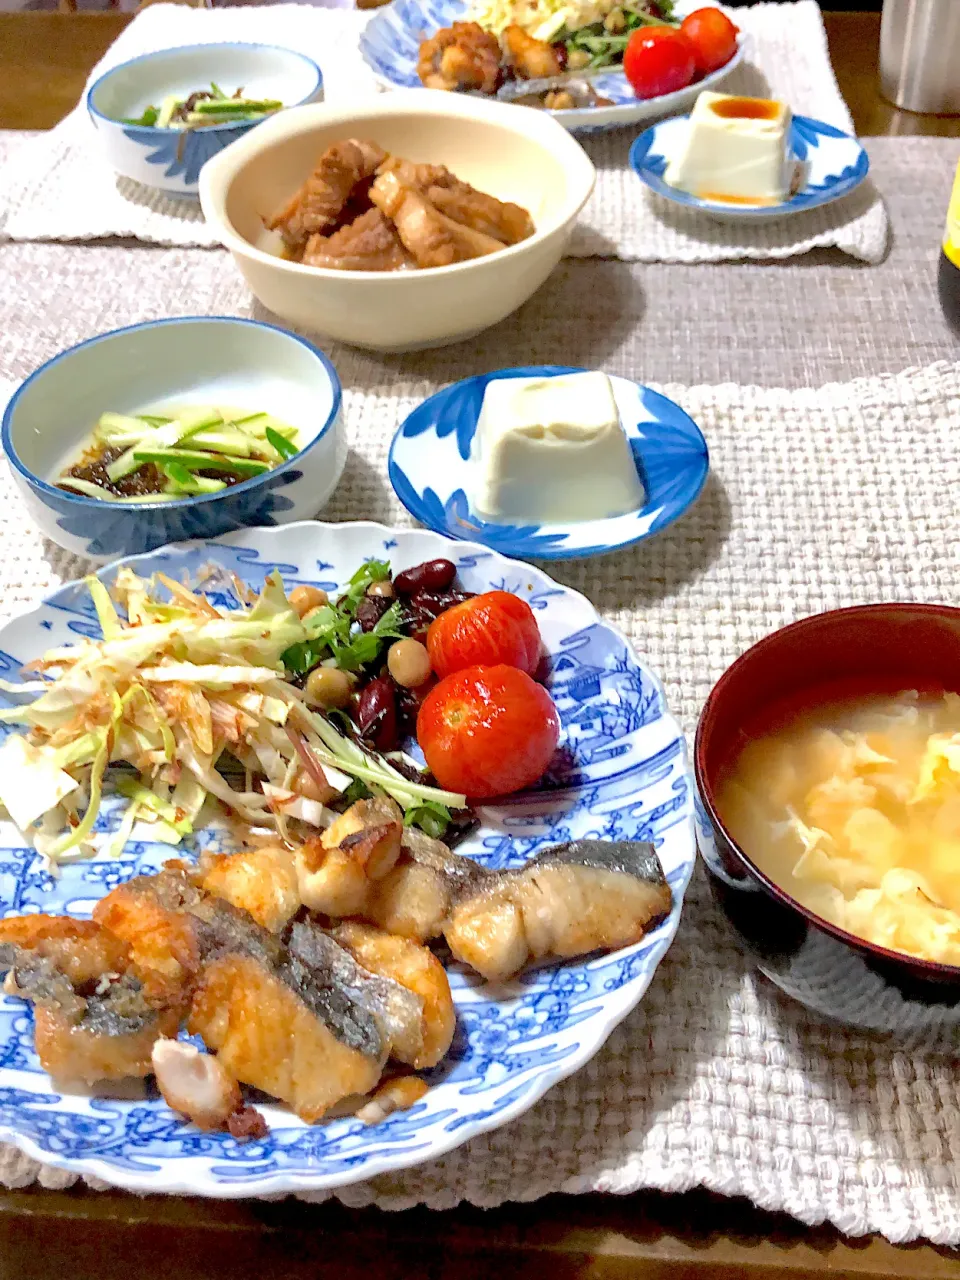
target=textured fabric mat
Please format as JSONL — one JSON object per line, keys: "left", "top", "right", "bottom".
{"left": 1, "top": 355, "right": 960, "bottom": 1241}
{"left": 0, "top": 134, "right": 945, "bottom": 393}
{"left": 0, "top": 0, "right": 888, "bottom": 264}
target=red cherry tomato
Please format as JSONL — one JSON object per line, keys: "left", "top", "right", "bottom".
{"left": 680, "top": 8, "right": 739, "bottom": 77}
{"left": 622, "top": 26, "right": 696, "bottom": 101}
{"left": 427, "top": 590, "right": 542, "bottom": 680}
{"left": 416, "top": 665, "right": 560, "bottom": 799}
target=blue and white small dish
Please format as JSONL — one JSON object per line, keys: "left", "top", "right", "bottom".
{"left": 630, "top": 112, "right": 870, "bottom": 224}
{"left": 0, "top": 521, "right": 695, "bottom": 1195}
{"left": 389, "top": 367, "right": 708, "bottom": 561}
{"left": 2, "top": 317, "right": 346, "bottom": 564}
{"left": 87, "top": 43, "right": 323, "bottom": 198}
{"left": 360, "top": 0, "right": 742, "bottom": 135}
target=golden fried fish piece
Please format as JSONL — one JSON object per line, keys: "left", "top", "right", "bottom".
{"left": 332, "top": 921, "right": 455, "bottom": 1070}
{"left": 201, "top": 844, "right": 301, "bottom": 935}
{"left": 444, "top": 840, "right": 672, "bottom": 983}
{"left": 188, "top": 953, "right": 385, "bottom": 1123}
{"left": 0, "top": 916, "right": 185, "bottom": 1085}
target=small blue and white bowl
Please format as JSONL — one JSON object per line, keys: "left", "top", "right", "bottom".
{"left": 87, "top": 43, "right": 323, "bottom": 198}
{"left": 630, "top": 112, "right": 870, "bottom": 224}
{"left": 388, "top": 366, "right": 709, "bottom": 561}
{"left": 2, "top": 317, "right": 346, "bottom": 563}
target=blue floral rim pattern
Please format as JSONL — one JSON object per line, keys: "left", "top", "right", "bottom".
{"left": 630, "top": 113, "right": 870, "bottom": 218}
{"left": 0, "top": 521, "right": 695, "bottom": 1195}
{"left": 388, "top": 367, "right": 709, "bottom": 560}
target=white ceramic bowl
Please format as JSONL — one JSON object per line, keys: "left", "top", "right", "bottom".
{"left": 87, "top": 43, "right": 323, "bottom": 198}
{"left": 2, "top": 317, "right": 346, "bottom": 563}
{"left": 199, "top": 93, "right": 597, "bottom": 351}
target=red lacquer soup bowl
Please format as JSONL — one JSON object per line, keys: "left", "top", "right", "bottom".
{"left": 695, "top": 603, "right": 960, "bottom": 1052}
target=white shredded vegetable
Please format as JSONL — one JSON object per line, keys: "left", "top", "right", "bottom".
{"left": 468, "top": 0, "right": 617, "bottom": 40}
{"left": 0, "top": 567, "right": 465, "bottom": 867}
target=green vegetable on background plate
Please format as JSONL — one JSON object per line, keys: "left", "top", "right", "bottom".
{"left": 563, "top": 0, "right": 676, "bottom": 69}
{"left": 122, "top": 82, "right": 283, "bottom": 129}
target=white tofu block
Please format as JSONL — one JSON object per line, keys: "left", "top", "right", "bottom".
{"left": 664, "top": 91, "right": 792, "bottom": 204}
{"left": 469, "top": 371, "right": 646, "bottom": 524}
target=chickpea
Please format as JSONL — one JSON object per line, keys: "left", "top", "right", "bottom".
{"left": 289, "top": 585, "right": 329, "bottom": 617}
{"left": 305, "top": 666, "right": 355, "bottom": 709}
{"left": 566, "top": 48, "right": 591, "bottom": 70}
{"left": 545, "top": 90, "right": 576, "bottom": 110}
{"left": 603, "top": 7, "right": 625, "bottom": 31}
{"left": 366, "top": 579, "right": 395, "bottom": 600}
{"left": 387, "top": 639, "right": 432, "bottom": 689}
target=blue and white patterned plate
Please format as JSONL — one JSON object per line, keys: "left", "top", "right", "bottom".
{"left": 359, "top": 0, "right": 743, "bottom": 134}
{"left": 0, "top": 521, "right": 695, "bottom": 1196}
{"left": 389, "top": 367, "right": 709, "bottom": 561}
{"left": 630, "top": 112, "right": 870, "bottom": 223}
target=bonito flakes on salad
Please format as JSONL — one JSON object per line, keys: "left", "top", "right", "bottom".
{"left": 0, "top": 561, "right": 475, "bottom": 868}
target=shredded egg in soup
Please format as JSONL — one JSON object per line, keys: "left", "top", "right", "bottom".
{"left": 716, "top": 692, "right": 960, "bottom": 967}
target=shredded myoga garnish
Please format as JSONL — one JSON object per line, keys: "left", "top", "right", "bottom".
{"left": 0, "top": 562, "right": 467, "bottom": 871}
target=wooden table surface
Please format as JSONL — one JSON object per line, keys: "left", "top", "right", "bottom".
{"left": 0, "top": 9, "right": 959, "bottom": 1279}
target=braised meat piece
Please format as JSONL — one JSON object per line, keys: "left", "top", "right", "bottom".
{"left": 266, "top": 139, "right": 387, "bottom": 251}
{"left": 302, "top": 207, "right": 414, "bottom": 272}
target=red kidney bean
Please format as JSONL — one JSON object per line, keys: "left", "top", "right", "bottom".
{"left": 353, "top": 675, "right": 398, "bottom": 752}
{"left": 395, "top": 677, "right": 435, "bottom": 736}
{"left": 393, "top": 559, "right": 457, "bottom": 596}
{"left": 355, "top": 594, "right": 392, "bottom": 633}
{"left": 401, "top": 587, "right": 475, "bottom": 642}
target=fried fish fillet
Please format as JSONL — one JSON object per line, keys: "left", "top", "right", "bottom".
{"left": 93, "top": 866, "right": 204, "bottom": 1001}
{"left": 188, "top": 952, "right": 385, "bottom": 1123}
{"left": 444, "top": 840, "right": 672, "bottom": 983}
{"left": 201, "top": 843, "right": 301, "bottom": 934}
{"left": 287, "top": 919, "right": 426, "bottom": 1068}
{"left": 367, "top": 825, "right": 491, "bottom": 941}
{"left": 332, "top": 921, "right": 455, "bottom": 1069}
{"left": 296, "top": 797, "right": 404, "bottom": 916}
{"left": 0, "top": 915, "right": 128, "bottom": 987}
{"left": 0, "top": 917, "right": 183, "bottom": 1085}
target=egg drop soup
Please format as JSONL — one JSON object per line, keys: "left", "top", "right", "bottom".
{"left": 716, "top": 691, "right": 960, "bottom": 968}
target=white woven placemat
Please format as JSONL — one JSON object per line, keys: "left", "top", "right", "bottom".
{"left": 0, "top": 0, "right": 888, "bottom": 264}
{"left": 1, "top": 356, "right": 959, "bottom": 1240}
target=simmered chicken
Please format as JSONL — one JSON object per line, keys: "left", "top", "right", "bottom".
{"left": 266, "top": 139, "right": 534, "bottom": 271}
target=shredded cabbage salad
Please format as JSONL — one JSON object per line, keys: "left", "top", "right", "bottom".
{"left": 0, "top": 568, "right": 465, "bottom": 870}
